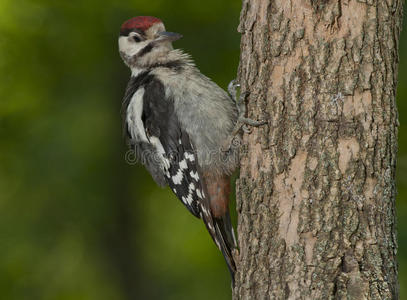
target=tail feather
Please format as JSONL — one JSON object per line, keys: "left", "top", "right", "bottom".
{"left": 199, "top": 170, "right": 237, "bottom": 283}
{"left": 200, "top": 204, "right": 237, "bottom": 282}
{"left": 213, "top": 213, "right": 237, "bottom": 281}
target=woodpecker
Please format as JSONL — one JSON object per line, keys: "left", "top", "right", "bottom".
{"left": 118, "top": 16, "right": 264, "bottom": 281}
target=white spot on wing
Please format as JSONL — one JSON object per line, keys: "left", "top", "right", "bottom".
{"left": 184, "top": 152, "right": 195, "bottom": 162}
{"left": 181, "top": 183, "right": 196, "bottom": 205}
{"left": 171, "top": 159, "right": 188, "bottom": 185}
{"left": 172, "top": 169, "right": 184, "bottom": 185}
{"left": 190, "top": 171, "right": 199, "bottom": 181}
{"left": 182, "top": 194, "right": 193, "bottom": 205}
{"left": 179, "top": 159, "right": 187, "bottom": 169}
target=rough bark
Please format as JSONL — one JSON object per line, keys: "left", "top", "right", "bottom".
{"left": 233, "top": 0, "right": 403, "bottom": 299}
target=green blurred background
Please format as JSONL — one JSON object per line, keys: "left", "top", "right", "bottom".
{"left": 0, "top": 1, "right": 405, "bottom": 299}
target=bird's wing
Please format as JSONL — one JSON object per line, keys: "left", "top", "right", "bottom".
{"left": 140, "top": 76, "right": 207, "bottom": 218}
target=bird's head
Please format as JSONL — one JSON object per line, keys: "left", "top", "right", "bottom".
{"left": 118, "top": 16, "right": 182, "bottom": 68}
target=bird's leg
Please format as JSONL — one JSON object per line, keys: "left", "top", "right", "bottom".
{"left": 222, "top": 80, "right": 267, "bottom": 152}
{"left": 228, "top": 80, "right": 267, "bottom": 132}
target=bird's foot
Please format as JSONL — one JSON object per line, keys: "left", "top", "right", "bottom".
{"left": 221, "top": 134, "right": 241, "bottom": 153}
{"left": 222, "top": 80, "right": 267, "bottom": 152}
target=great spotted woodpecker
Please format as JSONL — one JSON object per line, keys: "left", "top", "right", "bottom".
{"left": 118, "top": 16, "right": 265, "bottom": 282}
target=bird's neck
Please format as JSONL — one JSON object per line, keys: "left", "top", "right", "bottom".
{"left": 129, "top": 49, "right": 194, "bottom": 73}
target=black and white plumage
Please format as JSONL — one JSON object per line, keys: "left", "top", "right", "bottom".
{"left": 122, "top": 71, "right": 204, "bottom": 217}
{"left": 119, "top": 16, "right": 239, "bottom": 281}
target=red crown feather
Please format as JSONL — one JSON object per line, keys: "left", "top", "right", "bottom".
{"left": 121, "top": 16, "right": 162, "bottom": 33}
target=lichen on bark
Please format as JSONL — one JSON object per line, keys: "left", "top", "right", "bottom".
{"left": 233, "top": 0, "right": 403, "bottom": 299}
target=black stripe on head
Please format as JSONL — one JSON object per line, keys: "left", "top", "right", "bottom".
{"left": 137, "top": 43, "right": 154, "bottom": 57}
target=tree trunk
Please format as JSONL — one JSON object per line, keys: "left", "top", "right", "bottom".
{"left": 233, "top": 0, "right": 403, "bottom": 299}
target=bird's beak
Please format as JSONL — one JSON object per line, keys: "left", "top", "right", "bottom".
{"left": 156, "top": 31, "right": 183, "bottom": 42}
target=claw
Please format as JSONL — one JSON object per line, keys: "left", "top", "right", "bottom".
{"left": 228, "top": 79, "right": 240, "bottom": 104}
{"left": 242, "top": 124, "right": 252, "bottom": 133}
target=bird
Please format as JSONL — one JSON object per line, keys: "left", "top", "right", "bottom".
{"left": 118, "top": 16, "right": 265, "bottom": 282}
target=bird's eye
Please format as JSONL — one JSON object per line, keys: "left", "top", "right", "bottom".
{"left": 133, "top": 35, "right": 141, "bottom": 42}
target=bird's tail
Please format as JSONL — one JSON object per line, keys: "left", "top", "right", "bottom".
{"left": 200, "top": 172, "right": 237, "bottom": 283}
{"left": 200, "top": 207, "right": 237, "bottom": 282}
{"left": 213, "top": 212, "right": 237, "bottom": 280}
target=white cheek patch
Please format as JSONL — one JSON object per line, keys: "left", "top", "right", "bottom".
{"left": 118, "top": 36, "right": 150, "bottom": 57}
